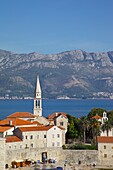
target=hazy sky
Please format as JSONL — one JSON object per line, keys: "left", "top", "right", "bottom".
{"left": 0, "top": 0, "right": 113, "bottom": 54}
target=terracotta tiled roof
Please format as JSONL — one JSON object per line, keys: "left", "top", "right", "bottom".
{"left": 6, "top": 136, "right": 22, "bottom": 143}
{"left": 97, "top": 136, "right": 113, "bottom": 143}
{"left": 58, "top": 126, "right": 65, "bottom": 130}
{"left": 18, "top": 125, "right": 55, "bottom": 132}
{"left": 0, "top": 126, "right": 13, "bottom": 132}
{"left": 92, "top": 115, "right": 102, "bottom": 119}
{"left": 7, "top": 112, "right": 36, "bottom": 118}
{"left": 48, "top": 112, "right": 67, "bottom": 119}
{"left": 0, "top": 118, "right": 37, "bottom": 126}
{"left": 32, "top": 121, "right": 42, "bottom": 125}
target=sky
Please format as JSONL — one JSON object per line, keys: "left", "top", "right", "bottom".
{"left": 0, "top": 0, "right": 113, "bottom": 54}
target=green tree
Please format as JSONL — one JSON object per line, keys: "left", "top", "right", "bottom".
{"left": 66, "top": 114, "right": 79, "bottom": 141}
{"left": 101, "top": 121, "right": 112, "bottom": 136}
{"left": 79, "top": 116, "right": 90, "bottom": 143}
{"left": 90, "top": 118, "right": 101, "bottom": 144}
{"left": 107, "top": 110, "right": 113, "bottom": 125}
{"left": 87, "top": 108, "right": 106, "bottom": 120}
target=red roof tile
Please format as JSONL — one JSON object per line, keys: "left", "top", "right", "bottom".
{"left": 7, "top": 112, "right": 36, "bottom": 118}
{"left": 97, "top": 136, "right": 113, "bottom": 143}
{"left": 0, "top": 126, "right": 13, "bottom": 132}
{"left": 18, "top": 125, "right": 56, "bottom": 132}
{"left": 48, "top": 112, "right": 67, "bottom": 119}
{"left": 0, "top": 118, "right": 37, "bottom": 126}
{"left": 32, "top": 121, "right": 42, "bottom": 125}
{"left": 92, "top": 115, "right": 102, "bottom": 119}
{"left": 6, "top": 136, "right": 22, "bottom": 143}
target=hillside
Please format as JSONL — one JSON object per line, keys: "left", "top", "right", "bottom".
{"left": 0, "top": 49, "right": 113, "bottom": 99}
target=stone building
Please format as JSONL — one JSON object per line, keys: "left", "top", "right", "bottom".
{"left": 0, "top": 76, "right": 68, "bottom": 169}
{"left": 48, "top": 112, "right": 68, "bottom": 132}
{"left": 97, "top": 136, "right": 113, "bottom": 166}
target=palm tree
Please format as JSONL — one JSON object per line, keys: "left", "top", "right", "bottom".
{"left": 101, "top": 121, "right": 112, "bottom": 136}
{"left": 90, "top": 118, "right": 101, "bottom": 144}
{"left": 80, "top": 116, "right": 90, "bottom": 143}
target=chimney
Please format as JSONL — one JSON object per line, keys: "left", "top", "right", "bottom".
{"left": 9, "top": 120, "right": 12, "bottom": 126}
{"left": 56, "top": 112, "right": 58, "bottom": 116}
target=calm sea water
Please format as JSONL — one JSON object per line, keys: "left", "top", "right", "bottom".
{"left": 0, "top": 99, "right": 113, "bottom": 120}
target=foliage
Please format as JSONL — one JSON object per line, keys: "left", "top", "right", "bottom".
{"left": 87, "top": 108, "right": 106, "bottom": 120}
{"left": 101, "top": 121, "right": 112, "bottom": 136}
{"left": 66, "top": 114, "right": 80, "bottom": 140}
{"left": 69, "top": 144, "right": 97, "bottom": 150}
{"left": 66, "top": 107, "right": 113, "bottom": 145}
{"left": 62, "top": 145, "right": 66, "bottom": 149}
{"left": 107, "top": 110, "right": 113, "bottom": 125}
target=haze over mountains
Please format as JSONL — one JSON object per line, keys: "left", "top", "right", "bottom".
{"left": 0, "top": 49, "right": 113, "bottom": 99}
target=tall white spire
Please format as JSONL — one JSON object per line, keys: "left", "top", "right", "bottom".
{"left": 35, "top": 76, "right": 41, "bottom": 98}
{"left": 33, "top": 76, "right": 42, "bottom": 116}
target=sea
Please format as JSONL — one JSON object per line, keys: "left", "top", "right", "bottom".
{"left": 0, "top": 99, "right": 113, "bottom": 120}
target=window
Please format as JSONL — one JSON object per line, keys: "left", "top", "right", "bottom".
{"left": 57, "top": 142, "right": 60, "bottom": 146}
{"left": 60, "top": 122, "right": 63, "bottom": 126}
{"left": 20, "top": 145, "right": 22, "bottom": 149}
{"left": 44, "top": 135, "right": 46, "bottom": 138}
{"left": 25, "top": 144, "right": 28, "bottom": 148}
{"left": 54, "top": 127, "right": 56, "bottom": 130}
{"left": 30, "top": 135, "right": 33, "bottom": 139}
{"left": 104, "top": 145, "right": 106, "bottom": 149}
{"left": 112, "top": 146, "right": 113, "bottom": 149}
{"left": 9, "top": 146, "right": 11, "bottom": 149}
{"left": 14, "top": 145, "right": 16, "bottom": 149}
{"left": 31, "top": 144, "right": 33, "bottom": 148}
{"left": 52, "top": 142, "right": 55, "bottom": 147}
{"left": 25, "top": 136, "right": 28, "bottom": 139}
{"left": 52, "top": 134, "right": 54, "bottom": 138}
{"left": 104, "top": 154, "right": 107, "bottom": 158}
{"left": 37, "top": 135, "right": 39, "bottom": 139}
{"left": 57, "top": 134, "right": 60, "bottom": 138}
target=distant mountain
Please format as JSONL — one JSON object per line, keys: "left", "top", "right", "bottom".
{"left": 0, "top": 49, "right": 113, "bottom": 99}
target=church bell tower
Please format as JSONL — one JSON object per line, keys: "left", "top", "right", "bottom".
{"left": 33, "top": 76, "right": 42, "bottom": 116}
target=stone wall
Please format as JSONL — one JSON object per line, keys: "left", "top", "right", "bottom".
{"left": 61, "top": 150, "right": 98, "bottom": 165}
{"left": 0, "top": 138, "right": 5, "bottom": 170}
{"left": 5, "top": 148, "right": 98, "bottom": 167}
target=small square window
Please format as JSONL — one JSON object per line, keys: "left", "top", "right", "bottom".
{"left": 60, "top": 122, "right": 63, "bottom": 126}
{"left": 104, "top": 145, "right": 106, "bottom": 149}
{"left": 57, "top": 142, "right": 60, "bottom": 146}
{"left": 44, "top": 135, "right": 46, "bottom": 138}
{"left": 30, "top": 135, "right": 33, "bottom": 139}
{"left": 31, "top": 144, "right": 33, "bottom": 148}
{"left": 104, "top": 154, "right": 107, "bottom": 158}
{"left": 52, "top": 142, "right": 55, "bottom": 147}
{"left": 57, "top": 134, "right": 60, "bottom": 138}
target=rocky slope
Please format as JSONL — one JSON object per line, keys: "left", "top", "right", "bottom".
{"left": 0, "top": 49, "right": 113, "bottom": 99}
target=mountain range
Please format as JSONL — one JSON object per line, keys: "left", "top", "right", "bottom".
{"left": 0, "top": 49, "right": 113, "bottom": 99}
